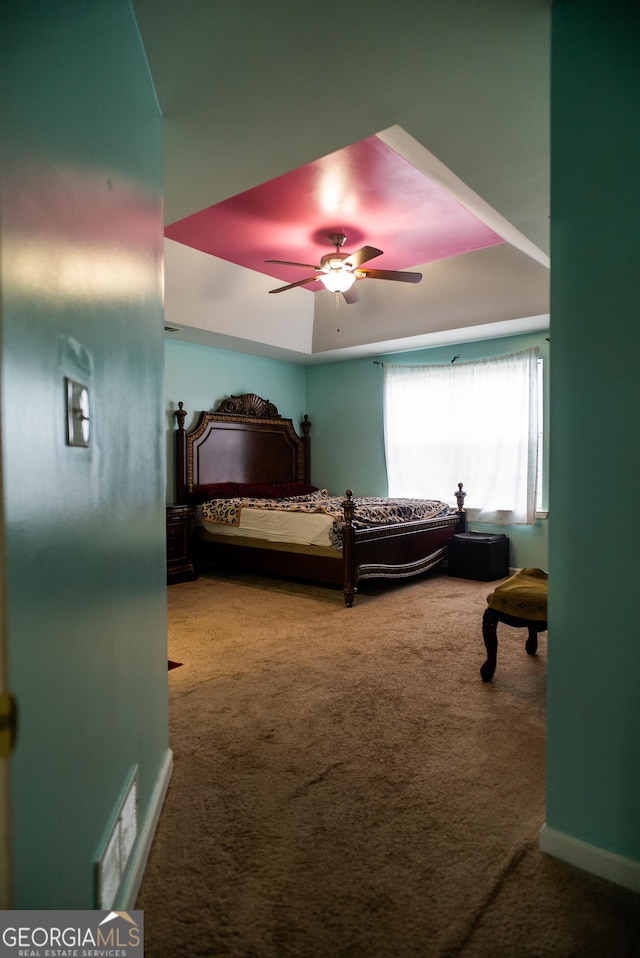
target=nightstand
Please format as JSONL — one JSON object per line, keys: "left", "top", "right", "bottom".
{"left": 166, "top": 504, "right": 197, "bottom": 584}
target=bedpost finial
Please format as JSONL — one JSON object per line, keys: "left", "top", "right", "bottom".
{"left": 342, "top": 489, "right": 355, "bottom": 525}
{"left": 175, "top": 402, "right": 187, "bottom": 431}
{"left": 454, "top": 482, "right": 466, "bottom": 511}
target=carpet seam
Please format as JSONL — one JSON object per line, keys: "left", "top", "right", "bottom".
{"left": 438, "top": 838, "right": 535, "bottom": 957}
{"left": 291, "top": 761, "right": 346, "bottom": 798}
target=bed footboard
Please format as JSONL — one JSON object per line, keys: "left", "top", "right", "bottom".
{"left": 340, "top": 488, "right": 466, "bottom": 607}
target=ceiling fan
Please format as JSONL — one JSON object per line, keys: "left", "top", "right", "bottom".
{"left": 265, "top": 232, "right": 422, "bottom": 304}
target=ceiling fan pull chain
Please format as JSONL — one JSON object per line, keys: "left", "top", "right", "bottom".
{"left": 335, "top": 291, "right": 341, "bottom": 332}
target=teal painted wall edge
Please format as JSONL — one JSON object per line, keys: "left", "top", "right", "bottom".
{"left": 165, "top": 331, "right": 548, "bottom": 570}
{"left": 1, "top": 0, "right": 169, "bottom": 906}
{"left": 546, "top": 0, "right": 640, "bottom": 870}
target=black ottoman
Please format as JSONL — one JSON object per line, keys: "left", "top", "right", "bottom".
{"left": 448, "top": 532, "right": 509, "bottom": 581}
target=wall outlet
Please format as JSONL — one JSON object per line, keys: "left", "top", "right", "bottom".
{"left": 65, "top": 377, "right": 90, "bottom": 447}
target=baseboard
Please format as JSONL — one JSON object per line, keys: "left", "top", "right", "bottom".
{"left": 539, "top": 823, "right": 640, "bottom": 894}
{"left": 117, "top": 748, "right": 174, "bottom": 909}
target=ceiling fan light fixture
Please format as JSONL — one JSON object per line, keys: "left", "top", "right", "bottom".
{"left": 320, "top": 270, "right": 356, "bottom": 293}
{"left": 266, "top": 234, "right": 420, "bottom": 300}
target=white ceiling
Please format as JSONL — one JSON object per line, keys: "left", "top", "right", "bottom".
{"left": 133, "top": 0, "right": 551, "bottom": 364}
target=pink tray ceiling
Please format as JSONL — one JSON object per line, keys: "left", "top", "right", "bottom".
{"left": 165, "top": 135, "right": 504, "bottom": 290}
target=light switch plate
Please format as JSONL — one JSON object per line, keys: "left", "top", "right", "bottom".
{"left": 66, "top": 377, "right": 90, "bottom": 447}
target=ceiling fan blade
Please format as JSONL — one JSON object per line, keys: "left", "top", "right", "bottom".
{"left": 344, "top": 245, "right": 384, "bottom": 269}
{"left": 361, "top": 268, "right": 422, "bottom": 284}
{"left": 269, "top": 275, "right": 320, "bottom": 294}
{"left": 265, "top": 259, "right": 321, "bottom": 270}
{"left": 342, "top": 284, "right": 360, "bottom": 305}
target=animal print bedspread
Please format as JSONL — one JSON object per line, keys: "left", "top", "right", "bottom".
{"left": 201, "top": 491, "right": 454, "bottom": 549}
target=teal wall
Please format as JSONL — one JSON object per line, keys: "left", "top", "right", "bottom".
{"left": 164, "top": 339, "right": 306, "bottom": 501}
{"left": 1, "top": 0, "right": 169, "bottom": 906}
{"left": 306, "top": 330, "right": 550, "bottom": 570}
{"left": 547, "top": 1, "right": 640, "bottom": 865}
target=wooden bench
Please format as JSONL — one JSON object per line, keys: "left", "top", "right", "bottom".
{"left": 481, "top": 568, "right": 548, "bottom": 682}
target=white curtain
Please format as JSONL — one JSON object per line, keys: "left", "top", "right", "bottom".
{"left": 383, "top": 347, "right": 539, "bottom": 524}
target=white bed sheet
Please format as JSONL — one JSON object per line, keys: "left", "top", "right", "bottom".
{"left": 201, "top": 506, "right": 335, "bottom": 547}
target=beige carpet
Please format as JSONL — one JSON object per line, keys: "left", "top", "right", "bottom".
{"left": 137, "top": 569, "right": 640, "bottom": 957}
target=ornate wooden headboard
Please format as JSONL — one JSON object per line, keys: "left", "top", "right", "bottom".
{"left": 174, "top": 393, "right": 311, "bottom": 502}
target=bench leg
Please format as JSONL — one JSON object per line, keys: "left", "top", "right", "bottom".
{"left": 481, "top": 607, "right": 499, "bottom": 682}
{"left": 526, "top": 628, "right": 538, "bottom": 655}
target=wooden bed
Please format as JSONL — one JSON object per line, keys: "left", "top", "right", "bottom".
{"left": 174, "top": 393, "right": 466, "bottom": 606}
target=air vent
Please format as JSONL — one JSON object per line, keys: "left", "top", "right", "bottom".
{"left": 96, "top": 768, "right": 138, "bottom": 909}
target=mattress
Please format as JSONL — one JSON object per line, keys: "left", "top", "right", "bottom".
{"left": 201, "top": 506, "right": 336, "bottom": 548}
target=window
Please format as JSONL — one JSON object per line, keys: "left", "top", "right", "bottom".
{"left": 383, "top": 347, "right": 539, "bottom": 525}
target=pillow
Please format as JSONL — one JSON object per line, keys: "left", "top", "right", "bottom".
{"left": 191, "top": 482, "right": 240, "bottom": 502}
{"left": 232, "top": 482, "right": 319, "bottom": 499}
{"left": 193, "top": 481, "right": 319, "bottom": 502}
